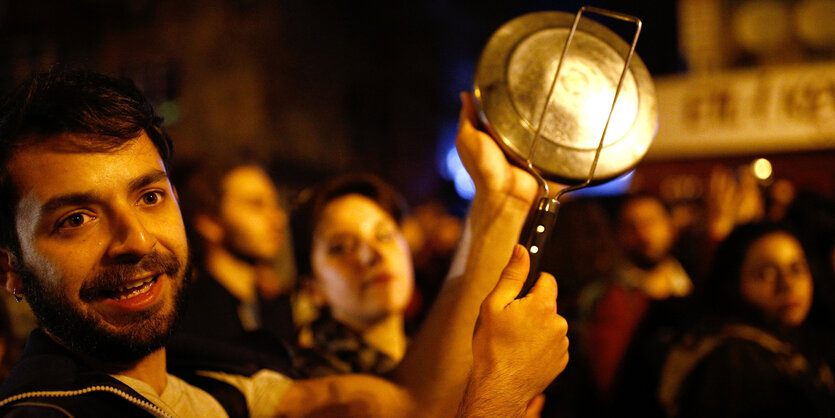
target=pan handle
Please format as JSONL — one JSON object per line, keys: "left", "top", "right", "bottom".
{"left": 516, "top": 197, "right": 560, "bottom": 298}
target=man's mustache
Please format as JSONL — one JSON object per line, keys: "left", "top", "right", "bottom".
{"left": 79, "top": 252, "right": 181, "bottom": 301}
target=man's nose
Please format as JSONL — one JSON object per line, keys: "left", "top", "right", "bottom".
{"left": 107, "top": 208, "right": 156, "bottom": 260}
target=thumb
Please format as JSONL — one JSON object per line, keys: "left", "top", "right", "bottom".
{"left": 525, "top": 271, "right": 558, "bottom": 313}
{"left": 486, "top": 244, "right": 530, "bottom": 307}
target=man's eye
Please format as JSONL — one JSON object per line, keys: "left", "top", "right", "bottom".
{"left": 58, "top": 213, "right": 94, "bottom": 229}
{"left": 139, "top": 191, "right": 163, "bottom": 206}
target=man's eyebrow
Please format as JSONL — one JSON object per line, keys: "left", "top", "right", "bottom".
{"left": 128, "top": 170, "right": 169, "bottom": 192}
{"left": 42, "top": 192, "right": 102, "bottom": 213}
{"left": 40, "top": 170, "right": 169, "bottom": 214}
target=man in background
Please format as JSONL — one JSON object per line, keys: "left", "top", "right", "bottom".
{"left": 586, "top": 193, "right": 693, "bottom": 413}
{"left": 169, "top": 159, "right": 296, "bottom": 374}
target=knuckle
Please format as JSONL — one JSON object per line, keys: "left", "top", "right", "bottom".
{"left": 556, "top": 315, "right": 569, "bottom": 331}
{"left": 479, "top": 300, "right": 500, "bottom": 319}
{"left": 478, "top": 301, "right": 492, "bottom": 317}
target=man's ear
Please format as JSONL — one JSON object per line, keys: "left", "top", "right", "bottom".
{"left": 0, "top": 248, "right": 23, "bottom": 297}
{"left": 193, "top": 213, "right": 224, "bottom": 245}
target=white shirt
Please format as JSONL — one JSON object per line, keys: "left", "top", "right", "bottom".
{"left": 113, "top": 369, "right": 293, "bottom": 417}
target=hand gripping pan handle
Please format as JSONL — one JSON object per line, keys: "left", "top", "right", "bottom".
{"left": 517, "top": 197, "right": 560, "bottom": 297}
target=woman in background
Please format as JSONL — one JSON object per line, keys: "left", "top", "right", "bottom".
{"left": 658, "top": 221, "right": 835, "bottom": 418}
{"left": 290, "top": 174, "right": 414, "bottom": 378}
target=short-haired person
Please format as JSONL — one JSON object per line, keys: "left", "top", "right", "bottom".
{"left": 169, "top": 159, "right": 297, "bottom": 374}
{"left": 586, "top": 193, "right": 693, "bottom": 395}
{"left": 290, "top": 174, "right": 414, "bottom": 377}
{"left": 0, "top": 69, "right": 568, "bottom": 417}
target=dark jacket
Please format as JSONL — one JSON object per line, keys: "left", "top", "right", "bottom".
{"left": 0, "top": 329, "right": 249, "bottom": 417}
{"left": 169, "top": 270, "right": 296, "bottom": 376}
{"left": 659, "top": 322, "right": 835, "bottom": 418}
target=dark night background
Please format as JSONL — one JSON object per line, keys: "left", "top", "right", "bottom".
{"left": 0, "top": 0, "right": 683, "bottom": 208}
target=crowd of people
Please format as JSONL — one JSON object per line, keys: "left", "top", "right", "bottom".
{"left": 0, "top": 67, "right": 834, "bottom": 417}
{"left": 544, "top": 167, "right": 835, "bottom": 417}
{"left": 0, "top": 69, "right": 568, "bottom": 417}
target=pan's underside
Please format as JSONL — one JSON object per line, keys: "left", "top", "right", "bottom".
{"left": 474, "top": 11, "right": 658, "bottom": 185}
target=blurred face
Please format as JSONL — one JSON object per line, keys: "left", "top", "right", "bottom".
{"left": 7, "top": 134, "right": 190, "bottom": 363}
{"left": 739, "top": 232, "right": 813, "bottom": 327}
{"left": 618, "top": 197, "right": 675, "bottom": 269}
{"left": 311, "top": 194, "right": 414, "bottom": 327}
{"left": 218, "top": 166, "right": 287, "bottom": 263}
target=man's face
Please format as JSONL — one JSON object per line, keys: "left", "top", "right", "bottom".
{"left": 218, "top": 166, "right": 287, "bottom": 263}
{"left": 618, "top": 197, "right": 675, "bottom": 269}
{"left": 7, "top": 133, "right": 189, "bottom": 364}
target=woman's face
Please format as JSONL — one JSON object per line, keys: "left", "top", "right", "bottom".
{"left": 739, "top": 232, "right": 813, "bottom": 327}
{"left": 311, "top": 194, "right": 414, "bottom": 326}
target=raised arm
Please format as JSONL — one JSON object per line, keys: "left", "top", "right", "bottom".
{"left": 276, "top": 93, "right": 566, "bottom": 417}
{"left": 394, "top": 92, "right": 555, "bottom": 414}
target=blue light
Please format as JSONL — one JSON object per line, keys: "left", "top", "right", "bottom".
{"left": 571, "top": 170, "right": 635, "bottom": 198}
{"left": 436, "top": 120, "right": 460, "bottom": 180}
{"left": 444, "top": 147, "right": 464, "bottom": 180}
{"left": 440, "top": 140, "right": 475, "bottom": 200}
{"left": 436, "top": 118, "right": 475, "bottom": 200}
{"left": 454, "top": 166, "right": 476, "bottom": 200}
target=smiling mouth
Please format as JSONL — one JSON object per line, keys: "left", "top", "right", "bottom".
{"left": 106, "top": 275, "right": 159, "bottom": 300}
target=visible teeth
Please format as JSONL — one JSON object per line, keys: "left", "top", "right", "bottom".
{"left": 111, "top": 276, "right": 157, "bottom": 300}
{"left": 117, "top": 276, "right": 155, "bottom": 293}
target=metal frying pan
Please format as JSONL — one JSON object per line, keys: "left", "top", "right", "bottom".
{"left": 473, "top": 7, "right": 658, "bottom": 297}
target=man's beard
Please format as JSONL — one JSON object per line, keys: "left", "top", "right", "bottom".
{"left": 222, "top": 227, "right": 277, "bottom": 266}
{"left": 19, "top": 252, "right": 191, "bottom": 366}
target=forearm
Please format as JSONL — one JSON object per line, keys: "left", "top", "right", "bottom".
{"left": 277, "top": 374, "right": 414, "bottom": 418}
{"left": 394, "top": 192, "right": 532, "bottom": 414}
{"left": 462, "top": 192, "right": 534, "bottom": 292}
{"left": 456, "top": 372, "right": 527, "bottom": 418}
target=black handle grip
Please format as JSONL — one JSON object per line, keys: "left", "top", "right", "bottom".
{"left": 517, "top": 198, "right": 560, "bottom": 299}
